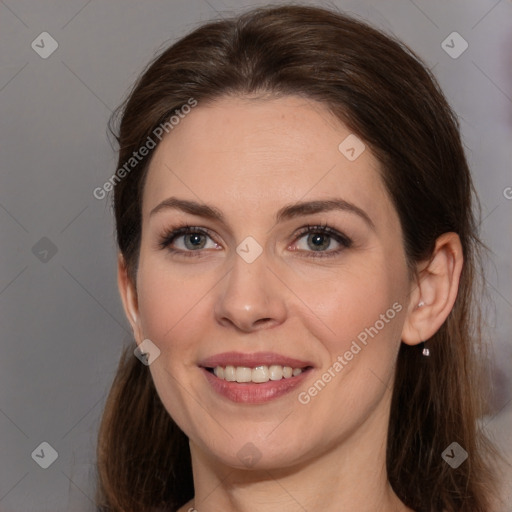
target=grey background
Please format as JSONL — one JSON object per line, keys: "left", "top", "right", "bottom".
{"left": 1, "top": 0, "right": 511, "bottom": 510}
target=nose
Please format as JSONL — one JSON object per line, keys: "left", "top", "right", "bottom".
{"left": 214, "top": 250, "right": 288, "bottom": 333}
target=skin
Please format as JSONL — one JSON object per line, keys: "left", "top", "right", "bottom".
{"left": 118, "top": 95, "right": 463, "bottom": 512}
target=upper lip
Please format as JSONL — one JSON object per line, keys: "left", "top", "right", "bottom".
{"left": 199, "top": 351, "right": 314, "bottom": 369}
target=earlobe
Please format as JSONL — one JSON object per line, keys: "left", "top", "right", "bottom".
{"left": 117, "top": 253, "right": 142, "bottom": 342}
{"left": 401, "top": 232, "right": 463, "bottom": 346}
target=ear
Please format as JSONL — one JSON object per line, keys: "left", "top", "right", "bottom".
{"left": 117, "top": 253, "right": 143, "bottom": 344}
{"left": 401, "top": 232, "right": 464, "bottom": 346}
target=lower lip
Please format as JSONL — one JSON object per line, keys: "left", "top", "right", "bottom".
{"left": 201, "top": 367, "right": 312, "bottom": 404}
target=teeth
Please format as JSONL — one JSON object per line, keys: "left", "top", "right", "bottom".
{"left": 211, "top": 364, "right": 304, "bottom": 383}
{"left": 235, "top": 367, "right": 252, "bottom": 383}
{"left": 224, "top": 365, "right": 236, "bottom": 381}
{"left": 282, "top": 366, "right": 293, "bottom": 378}
{"left": 269, "top": 365, "right": 283, "bottom": 381}
{"left": 252, "top": 366, "right": 269, "bottom": 383}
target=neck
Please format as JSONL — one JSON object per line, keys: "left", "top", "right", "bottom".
{"left": 182, "top": 394, "right": 412, "bottom": 512}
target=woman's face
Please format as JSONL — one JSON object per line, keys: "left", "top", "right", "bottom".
{"left": 129, "top": 95, "right": 415, "bottom": 469}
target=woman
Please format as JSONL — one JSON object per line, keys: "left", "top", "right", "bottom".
{"left": 96, "top": 5, "right": 500, "bottom": 511}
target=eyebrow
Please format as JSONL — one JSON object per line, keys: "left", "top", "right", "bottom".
{"left": 150, "top": 197, "right": 375, "bottom": 229}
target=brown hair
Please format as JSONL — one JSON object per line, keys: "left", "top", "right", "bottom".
{"left": 97, "top": 5, "right": 499, "bottom": 511}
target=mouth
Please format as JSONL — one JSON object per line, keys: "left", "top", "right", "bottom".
{"left": 198, "top": 352, "right": 314, "bottom": 403}
{"left": 203, "top": 364, "right": 313, "bottom": 383}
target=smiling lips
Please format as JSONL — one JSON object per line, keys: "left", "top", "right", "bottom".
{"left": 199, "top": 351, "right": 314, "bottom": 403}
{"left": 212, "top": 364, "right": 304, "bottom": 383}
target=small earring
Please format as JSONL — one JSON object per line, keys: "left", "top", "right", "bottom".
{"left": 416, "top": 302, "right": 429, "bottom": 355}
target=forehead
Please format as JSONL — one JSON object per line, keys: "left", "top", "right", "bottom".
{"left": 142, "top": 95, "right": 396, "bottom": 229}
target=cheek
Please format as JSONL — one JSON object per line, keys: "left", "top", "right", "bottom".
{"left": 287, "top": 262, "right": 407, "bottom": 417}
{"left": 288, "top": 258, "right": 405, "bottom": 354}
{"left": 134, "top": 262, "right": 215, "bottom": 427}
{"left": 135, "top": 259, "right": 213, "bottom": 355}
{"left": 291, "top": 271, "right": 405, "bottom": 423}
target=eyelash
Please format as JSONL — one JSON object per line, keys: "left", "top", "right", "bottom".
{"left": 158, "top": 223, "right": 353, "bottom": 258}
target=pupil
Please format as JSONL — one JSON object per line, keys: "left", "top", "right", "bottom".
{"left": 309, "top": 233, "right": 329, "bottom": 251}
{"left": 186, "top": 233, "right": 205, "bottom": 249}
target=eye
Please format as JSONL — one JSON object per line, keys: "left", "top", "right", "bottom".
{"left": 158, "top": 223, "right": 352, "bottom": 258}
{"left": 291, "top": 224, "right": 352, "bottom": 257}
{"left": 158, "top": 225, "right": 220, "bottom": 256}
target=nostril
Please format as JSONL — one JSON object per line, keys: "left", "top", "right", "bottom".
{"left": 254, "top": 318, "right": 273, "bottom": 326}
